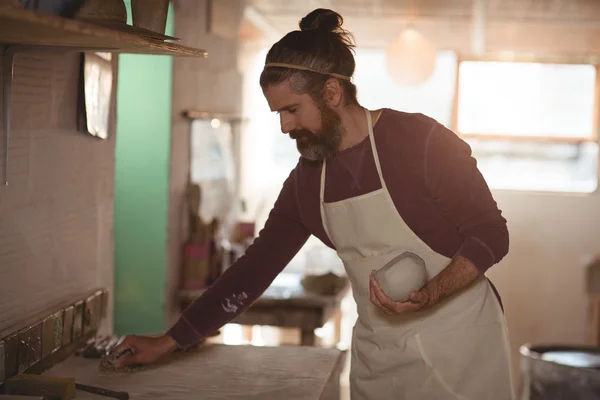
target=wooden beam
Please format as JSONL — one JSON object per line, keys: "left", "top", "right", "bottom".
{"left": 471, "top": 0, "right": 486, "bottom": 55}
{"left": 259, "top": 12, "right": 600, "bottom": 53}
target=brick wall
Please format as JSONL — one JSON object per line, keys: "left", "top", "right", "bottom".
{"left": 0, "top": 50, "right": 116, "bottom": 338}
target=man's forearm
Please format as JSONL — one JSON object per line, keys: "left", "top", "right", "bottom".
{"left": 423, "top": 255, "right": 480, "bottom": 307}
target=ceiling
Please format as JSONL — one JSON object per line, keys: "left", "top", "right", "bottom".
{"left": 248, "top": 0, "right": 600, "bottom": 23}
{"left": 244, "top": 0, "right": 600, "bottom": 53}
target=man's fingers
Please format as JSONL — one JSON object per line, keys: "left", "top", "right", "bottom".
{"left": 369, "top": 272, "right": 430, "bottom": 315}
{"left": 389, "top": 291, "right": 427, "bottom": 313}
{"left": 113, "top": 352, "right": 139, "bottom": 369}
{"left": 369, "top": 273, "right": 386, "bottom": 309}
{"left": 370, "top": 272, "right": 397, "bottom": 311}
{"left": 109, "top": 336, "right": 141, "bottom": 369}
{"left": 114, "top": 354, "right": 135, "bottom": 369}
{"left": 370, "top": 273, "right": 395, "bottom": 314}
{"left": 110, "top": 336, "right": 133, "bottom": 356}
{"left": 369, "top": 272, "right": 395, "bottom": 315}
{"left": 408, "top": 290, "right": 428, "bottom": 306}
{"left": 370, "top": 279, "right": 392, "bottom": 315}
{"left": 391, "top": 301, "right": 421, "bottom": 313}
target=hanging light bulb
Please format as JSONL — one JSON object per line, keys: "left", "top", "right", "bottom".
{"left": 386, "top": 27, "right": 437, "bottom": 86}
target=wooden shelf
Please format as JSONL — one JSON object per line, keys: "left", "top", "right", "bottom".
{"left": 0, "top": 5, "right": 207, "bottom": 57}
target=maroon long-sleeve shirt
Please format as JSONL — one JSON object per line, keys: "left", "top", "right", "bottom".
{"left": 169, "top": 109, "right": 509, "bottom": 348}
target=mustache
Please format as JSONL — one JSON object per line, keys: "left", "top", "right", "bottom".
{"left": 289, "top": 129, "right": 314, "bottom": 140}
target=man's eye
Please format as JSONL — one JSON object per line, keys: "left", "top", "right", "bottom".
{"left": 276, "top": 107, "right": 297, "bottom": 115}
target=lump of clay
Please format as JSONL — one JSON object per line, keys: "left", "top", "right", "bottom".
{"left": 374, "top": 251, "right": 427, "bottom": 302}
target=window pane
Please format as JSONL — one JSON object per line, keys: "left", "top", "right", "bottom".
{"left": 457, "top": 62, "right": 597, "bottom": 138}
{"left": 467, "top": 139, "right": 599, "bottom": 193}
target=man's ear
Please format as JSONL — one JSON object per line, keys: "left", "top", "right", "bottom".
{"left": 323, "top": 78, "right": 343, "bottom": 108}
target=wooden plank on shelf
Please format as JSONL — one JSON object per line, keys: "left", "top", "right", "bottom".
{"left": 0, "top": 6, "right": 207, "bottom": 57}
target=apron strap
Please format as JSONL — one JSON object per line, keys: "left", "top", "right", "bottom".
{"left": 364, "top": 108, "right": 387, "bottom": 191}
{"left": 319, "top": 108, "right": 385, "bottom": 243}
{"left": 319, "top": 161, "right": 334, "bottom": 242}
{"left": 320, "top": 159, "right": 327, "bottom": 202}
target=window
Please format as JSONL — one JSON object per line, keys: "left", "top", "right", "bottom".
{"left": 455, "top": 59, "right": 599, "bottom": 193}
{"left": 457, "top": 61, "right": 597, "bottom": 140}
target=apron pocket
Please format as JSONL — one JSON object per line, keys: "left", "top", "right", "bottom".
{"left": 351, "top": 330, "right": 473, "bottom": 400}
{"left": 413, "top": 333, "right": 470, "bottom": 400}
{"left": 413, "top": 322, "right": 514, "bottom": 400}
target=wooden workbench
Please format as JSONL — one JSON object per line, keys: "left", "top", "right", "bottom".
{"left": 179, "top": 273, "right": 350, "bottom": 346}
{"left": 44, "top": 343, "right": 345, "bottom": 399}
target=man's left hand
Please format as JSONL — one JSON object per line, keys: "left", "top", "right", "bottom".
{"left": 369, "top": 270, "right": 437, "bottom": 315}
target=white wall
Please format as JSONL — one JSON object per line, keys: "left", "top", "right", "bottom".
{"left": 488, "top": 189, "right": 600, "bottom": 381}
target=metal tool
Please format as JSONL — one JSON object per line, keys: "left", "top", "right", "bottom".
{"left": 75, "top": 383, "right": 129, "bottom": 400}
{"left": 79, "top": 335, "right": 128, "bottom": 359}
{"left": 106, "top": 336, "right": 126, "bottom": 355}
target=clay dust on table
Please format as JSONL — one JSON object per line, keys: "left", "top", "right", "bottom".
{"left": 97, "top": 349, "right": 201, "bottom": 375}
{"left": 98, "top": 353, "right": 148, "bottom": 375}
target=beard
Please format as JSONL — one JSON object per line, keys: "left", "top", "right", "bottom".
{"left": 290, "top": 103, "right": 343, "bottom": 162}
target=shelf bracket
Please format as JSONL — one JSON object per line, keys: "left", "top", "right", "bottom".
{"left": 2, "top": 45, "right": 116, "bottom": 187}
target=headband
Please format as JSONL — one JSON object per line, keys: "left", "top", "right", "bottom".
{"left": 264, "top": 62, "right": 352, "bottom": 81}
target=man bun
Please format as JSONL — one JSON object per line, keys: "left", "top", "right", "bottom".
{"left": 299, "top": 8, "right": 343, "bottom": 32}
{"left": 260, "top": 8, "right": 359, "bottom": 107}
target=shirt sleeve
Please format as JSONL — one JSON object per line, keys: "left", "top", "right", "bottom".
{"left": 167, "top": 168, "right": 310, "bottom": 348}
{"left": 424, "top": 123, "right": 509, "bottom": 274}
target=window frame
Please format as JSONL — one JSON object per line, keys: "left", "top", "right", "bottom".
{"left": 451, "top": 54, "right": 600, "bottom": 144}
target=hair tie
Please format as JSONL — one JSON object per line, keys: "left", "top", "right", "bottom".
{"left": 264, "top": 62, "right": 351, "bottom": 81}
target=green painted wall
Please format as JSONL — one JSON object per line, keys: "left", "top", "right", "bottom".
{"left": 114, "top": 1, "right": 174, "bottom": 335}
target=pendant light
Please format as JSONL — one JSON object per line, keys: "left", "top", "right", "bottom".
{"left": 386, "top": 26, "right": 437, "bottom": 86}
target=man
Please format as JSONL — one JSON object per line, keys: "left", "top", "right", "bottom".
{"left": 114, "top": 8, "right": 515, "bottom": 399}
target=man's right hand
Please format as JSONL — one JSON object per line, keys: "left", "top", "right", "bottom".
{"left": 110, "top": 334, "right": 179, "bottom": 369}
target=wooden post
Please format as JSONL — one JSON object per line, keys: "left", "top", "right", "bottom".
{"left": 301, "top": 329, "right": 316, "bottom": 346}
{"left": 333, "top": 308, "right": 343, "bottom": 346}
{"left": 242, "top": 325, "right": 253, "bottom": 343}
{"left": 585, "top": 257, "right": 600, "bottom": 345}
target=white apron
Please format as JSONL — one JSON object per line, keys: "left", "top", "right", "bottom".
{"left": 319, "top": 109, "right": 515, "bottom": 400}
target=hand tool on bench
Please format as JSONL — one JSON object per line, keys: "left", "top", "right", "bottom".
{"left": 75, "top": 383, "right": 129, "bottom": 400}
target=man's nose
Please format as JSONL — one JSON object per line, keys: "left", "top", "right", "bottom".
{"left": 280, "top": 114, "right": 295, "bottom": 134}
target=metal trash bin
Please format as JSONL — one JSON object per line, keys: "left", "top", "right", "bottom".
{"left": 520, "top": 344, "right": 600, "bottom": 399}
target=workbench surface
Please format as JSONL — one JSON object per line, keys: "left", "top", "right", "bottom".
{"left": 44, "top": 343, "right": 344, "bottom": 399}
